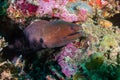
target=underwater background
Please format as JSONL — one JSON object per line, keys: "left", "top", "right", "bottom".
{"left": 0, "top": 0, "right": 120, "bottom": 80}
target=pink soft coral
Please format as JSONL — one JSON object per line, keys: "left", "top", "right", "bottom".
{"left": 37, "top": 0, "right": 88, "bottom": 22}
{"left": 55, "top": 43, "right": 78, "bottom": 77}
{"left": 8, "top": 0, "right": 89, "bottom": 22}
{"left": 37, "top": 0, "right": 68, "bottom": 16}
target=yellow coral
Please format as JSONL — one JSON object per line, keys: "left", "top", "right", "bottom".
{"left": 100, "top": 35, "right": 118, "bottom": 50}
{"left": 98, "top": 20, "right": 113, "bottom": 28}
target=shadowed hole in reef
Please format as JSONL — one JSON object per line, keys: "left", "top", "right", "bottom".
{"left": 0, "top": 15, "right": 25, "bottom": 61}
{"left": 0, "top": 15, "right": 24, "bottom": 43}
{"left": 23, "top": 48, "right": 63, "bottom": 80}
{"left": 107, "top": 13, "right": 120, "bottom": 28}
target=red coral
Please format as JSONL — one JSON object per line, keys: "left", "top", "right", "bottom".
{"left": 43, "top": 0, "right": 49, "bottom": 2}
{"left": 16, "top": 0, "right": 38, "bottom": 16}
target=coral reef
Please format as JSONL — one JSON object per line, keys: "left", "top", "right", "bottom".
{"left": 7, "top": 0, "right": 91, "bottom": 23}
{"left": 0, "top": 0, "right": 120, "bottom": 80}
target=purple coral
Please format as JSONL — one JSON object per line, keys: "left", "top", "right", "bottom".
{"left": 55, "top": 43, "right": 78, "bottom": 77}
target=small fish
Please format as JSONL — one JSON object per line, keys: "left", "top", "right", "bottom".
{"left": 24, "top": 20, "right": 84, "bottom": 50}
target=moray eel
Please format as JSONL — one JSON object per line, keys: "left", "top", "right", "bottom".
{"left": 24, "top": 20, "right": 84, "bottom": 50}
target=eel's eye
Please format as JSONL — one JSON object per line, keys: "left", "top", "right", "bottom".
{"left": 40, "top": 38, "right": 47, "bottom": 48}
{"left": 40, "top": 38, "right": 44, "bottom": 43}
